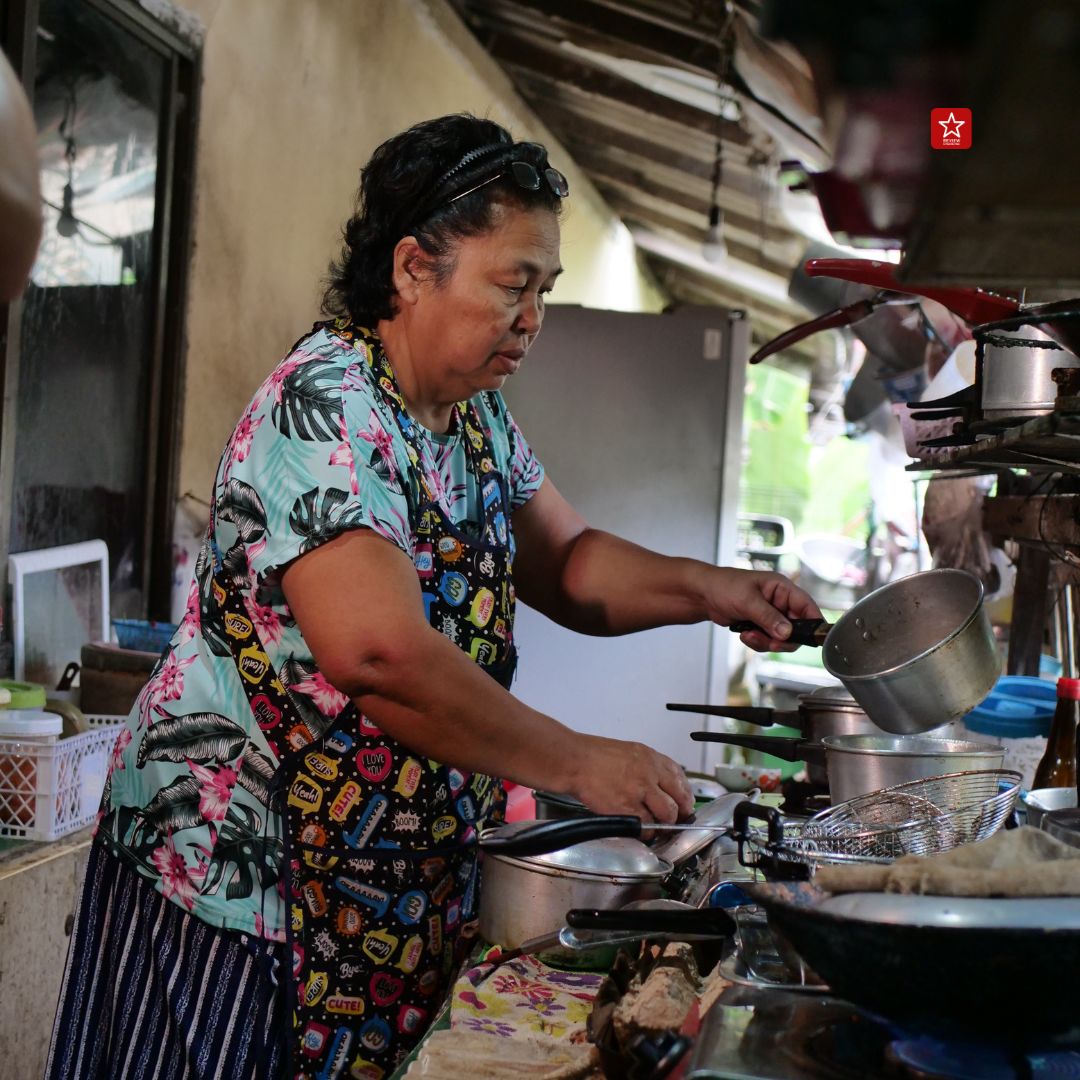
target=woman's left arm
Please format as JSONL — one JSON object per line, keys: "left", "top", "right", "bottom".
{"left": 512, "top": 477, "right": 821, "bottom": 651}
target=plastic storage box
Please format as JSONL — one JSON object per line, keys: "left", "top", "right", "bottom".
{"left": 111, "top": 619, "right": 178, "bottom": 652}
{"left": 0, "top": 720, "right": 124, "bottom": 841}
{"left": 961, "top": 675, "right": 1056, "bottom": 789}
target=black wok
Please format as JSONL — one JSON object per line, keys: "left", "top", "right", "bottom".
{"left": 744, "top": 880, "right": 1080, "bottom": 1036}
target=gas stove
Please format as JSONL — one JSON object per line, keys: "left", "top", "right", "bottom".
{"left": 686, "top": 981, "right": 1080, "bottom": 1080}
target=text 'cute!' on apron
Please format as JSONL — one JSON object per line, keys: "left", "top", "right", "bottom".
{"left": 210, "top": 323, "right": 518, "bottom": 1079}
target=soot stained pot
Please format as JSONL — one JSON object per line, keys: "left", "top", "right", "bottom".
{"left": 477, "top": 820, "right": 672, "bottom": 950}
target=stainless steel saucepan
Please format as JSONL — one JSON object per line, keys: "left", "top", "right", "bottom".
{"left": 668, "top": 685, "right": 884, "bottom": 786}
{"left": 730, "top": 568, "right": 1000, "bottom": 734}
{"left": 477, "top": 793, "right": 745, "bottom": 949}
{"left": 689, "top": 730, "right": 1004, "bottom": 803}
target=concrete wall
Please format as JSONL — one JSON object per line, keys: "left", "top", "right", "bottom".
{"left": 171, "top": 0, "right": 667, "bottom": 502}
{"left": 0, "top": 833, "right": 91, "bottom": 1078}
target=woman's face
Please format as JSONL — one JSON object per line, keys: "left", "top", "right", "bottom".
{"left": 409, "top": 202, "right": 562, "bottom": 400}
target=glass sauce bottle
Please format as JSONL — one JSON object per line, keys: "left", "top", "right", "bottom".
{"left": 1033, "top": 677, "right": 1080, "bottom": 789}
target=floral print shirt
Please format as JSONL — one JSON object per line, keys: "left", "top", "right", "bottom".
{"left": 96, "top": 323, "right": 544, "bottom": 940}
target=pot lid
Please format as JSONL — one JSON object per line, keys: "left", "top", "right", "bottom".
{"left": 651, "top": 792, "right": 745, "bottom": 865}
{"left": 801, "top": 684, "right": 863, "bottom": 711}
{"left": 486, "top": 821, "right": 672, "bottom": 879}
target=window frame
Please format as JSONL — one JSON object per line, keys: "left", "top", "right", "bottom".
{"left": 0, "top": 0, "right": 200, "bottom": 636}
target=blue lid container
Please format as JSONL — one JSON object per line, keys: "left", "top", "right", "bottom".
{"left": 963, "top": 675, "right": 1056, "bottom": 739}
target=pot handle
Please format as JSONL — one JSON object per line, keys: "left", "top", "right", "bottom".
{"left": 479, "top": 815, "right": 645, "bottom": 857}
{"left": 731, "top": 799, "right": 787, "bottom": 846}
{"left": 729, "top": 619, "right": 830, "bottom": 647}
{"left": 565, "top": 907, "right": 736, "bottom": 936}
{"left": 666, "top": 702, "right": 791, "bottom": 727}
{"left": 689, "top": 730, "right": 825, "bottom": 767}
{"left": 803, "top": 259, "right": 1020, "bottom": 324}
{"left": 748, "top": 299, "right": 878, "bottom": 365}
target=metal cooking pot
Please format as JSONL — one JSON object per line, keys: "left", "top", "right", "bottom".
{"left": 478, "top": 820, "right": 672, "bottom": 949}
{"left": 690, "top": 730, "right": 1004, "bottom": 803}
{"left": 978, "top": 324, "right": 1080, "bottom": 420}
{"left": 822, "top": 568, "right": 1000, "bottom": 734}
{"left": 1023, "top": 786, "right": 1077, "bottom": 829}
{"left": 819, "top": 735, "right": 1004, "bottom": 803}
{"left": 669, "top": 685, "right": 884, "bottom": 786}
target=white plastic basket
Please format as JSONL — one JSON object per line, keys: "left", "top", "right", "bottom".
{"left": 84, "top": 714, "right": 129, "bottom": 729}
{"left": 0, "top": 725, "right": 124, "bottom": 841}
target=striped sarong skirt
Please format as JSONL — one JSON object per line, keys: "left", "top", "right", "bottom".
{"left": 45, "top": 839, "right": 286, "bottom": 1080}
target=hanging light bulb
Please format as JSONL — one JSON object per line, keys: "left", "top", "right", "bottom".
{"left": 57, "top": 181, "right": 79, "bottom": 237}
{"left": 703, "top": 203, "right": 727, "bottom": 263}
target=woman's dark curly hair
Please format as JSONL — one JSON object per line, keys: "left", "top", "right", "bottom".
{"left": 322, "top": 114, "right": 566, "bottom": 327}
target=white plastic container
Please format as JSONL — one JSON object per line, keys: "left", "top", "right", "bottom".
{"left": 0, "top": 711, "right": 120, "bottom": 841}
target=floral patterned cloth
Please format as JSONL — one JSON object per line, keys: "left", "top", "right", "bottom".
{"left": 95, "top": 322, "right": 544, "bottom": 941}
{"left": 451, "top": 954, "right": 604, "bottom": 1042}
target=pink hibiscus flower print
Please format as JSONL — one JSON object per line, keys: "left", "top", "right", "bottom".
{"left": 188, "top": 759, "right": 238, "bottom": 823}
{"left": 244, "top": 594, "right": 285, "bottom": 647}
{"left": 226, "top": 408, "right": 264, "bottom": 469}
{"left": 137, "top": 649, "right": 196, "bottom": 726}
{"left": 177, "top": 578, "right": 200, "bottom": 645}
{"left": 291, "top": 671, "right": 349, "bottom": 716}
{"left": 110, "top": 727, "right": 132, "bottom": 773}
{"left": 330, "top": 414, "right": 359, "bottom": 494}
{"left": 251, "top": 350, "right": 309, "bottom": 409}
{"left": 356, "top": 409, "right": 398, "bottom": 484}
{"left": 150, "top": 834, "right": 206, "bottom": 911}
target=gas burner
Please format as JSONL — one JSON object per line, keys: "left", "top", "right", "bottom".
{"left": 886, "top": 1037, "right": 1080, "bottom": 1079}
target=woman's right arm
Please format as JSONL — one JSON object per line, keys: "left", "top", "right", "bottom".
{"left": 281, "top": 528, "right": 694, "bottom": 823}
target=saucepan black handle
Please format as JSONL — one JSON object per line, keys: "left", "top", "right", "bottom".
{"left": 729, "top": 618, "right": 830, "bottom": 647}
{"left": 480, "top": 815, "right": 643, "bottom": 857}
{"left": 690, "top": 730, "right": 826, "bottom": 768}
{"left": 566, "top": 907, "right": 736, "bottom": 937}
{"left": 666, "top": 702, "right": 781, "bottom": 726}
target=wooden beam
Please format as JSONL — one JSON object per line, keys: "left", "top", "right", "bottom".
{"left": 562, "top": 138, "right": 796, "bottom": 248}
{"left": 486, "top": 32, "right": 749, "bottom": 143}
{"left": 591, "top": 177, "right": 794, "bottom": 281}
{"left": 467, "top": 0, "right": 721, "bottom": 73}
{"left": 984, "top": 495, "right": 1080, "bottom": 548}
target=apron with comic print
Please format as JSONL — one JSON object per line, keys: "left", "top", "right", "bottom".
{"left": 210, "top": 325, "right": 519, "bottom": 1079}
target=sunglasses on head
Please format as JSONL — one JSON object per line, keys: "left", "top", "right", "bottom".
{"left": 444, "top": 143, "right": 569, "bottom": 207}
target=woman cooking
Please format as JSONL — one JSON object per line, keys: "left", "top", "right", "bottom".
{"left": 47, "top": 114, "right": 820, "bottom": 1079}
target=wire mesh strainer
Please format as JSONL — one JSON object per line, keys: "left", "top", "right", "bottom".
{"left": 799, "top": 769, "right": 1022, "bottom": 861}
{"left": 734, "top": 770, "right": 1022, "bottom": 875}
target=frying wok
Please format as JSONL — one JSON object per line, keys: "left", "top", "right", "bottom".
{"left": 744, "top": 880, "right": 1080, "bottom": 1035}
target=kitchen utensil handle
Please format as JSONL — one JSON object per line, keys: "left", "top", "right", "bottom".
{"left": 479, "top": 815, "right": 642, "bottom": 856}
{"left": 688, "top": 730, "right": 806, "bottom": 762}
{"left": 666, "top": 702, "right": 780, "bottom": 726}
{"left": 729, "top": 618, "right": 830, "bottom": 647}
{"left": 565, "top": 907, "right": 736, "bottom": 936}
{"left": 748, "top": 299, "right": 876, "bottom": 365}
{"left": 731, "top": 799, "right": 787, "bottom": 847}
{"left": 803, "top": 259, "right": 1021, "bottom": 324}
